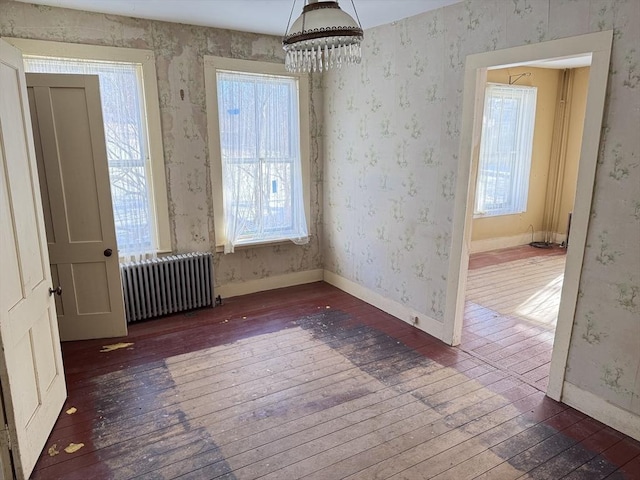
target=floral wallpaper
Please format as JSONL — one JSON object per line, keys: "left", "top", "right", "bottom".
{"left": 323, "top": 0, "right": 639, "bottom": 416}
{"left": 0, "top": 1, "right": 323, "bottom": 289}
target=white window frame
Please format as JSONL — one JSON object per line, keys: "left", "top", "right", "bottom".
{"left": 7, "top": 38, "right": 172, "bottom": 254}
{"left": 474, "top": 83, "right": 537, "bottom": 218}
{"left": 204, "top": 55, "right": 311, "bottom": 252}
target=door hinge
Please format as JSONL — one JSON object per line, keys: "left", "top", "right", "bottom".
{"left": 0, "top": 425, "right": 11, "bottom": 450}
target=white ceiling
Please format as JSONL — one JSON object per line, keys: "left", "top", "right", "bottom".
{"left": 15, "top": 0, "right": 463, "bottom": 36}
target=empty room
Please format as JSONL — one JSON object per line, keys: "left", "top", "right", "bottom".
{"left": 0, "top": 0, "right": 638, "bottom": 479}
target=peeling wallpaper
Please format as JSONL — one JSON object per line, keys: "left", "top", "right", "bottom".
{"left": 0, "top": 0, "right": 324, "bottom": 289}
{"left": 323, "top": 0, "right": 639, "bottom": 415}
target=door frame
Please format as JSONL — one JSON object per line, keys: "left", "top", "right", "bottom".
{"left": 0, "top": 384, "right": 15, "bottom": 479}
{"left": 443, "top": 30, "right": 613, "bottom": 401}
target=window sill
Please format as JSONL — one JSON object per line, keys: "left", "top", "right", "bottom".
{"left": 473, "top": 211, "right": 525, "bottom": 219}
{"left": 215, "top": 236, "right": 311, "bottom": 254}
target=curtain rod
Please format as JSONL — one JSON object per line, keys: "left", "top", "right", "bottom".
{"left": 509, "top": 72, "right": 531, "bottom": 85}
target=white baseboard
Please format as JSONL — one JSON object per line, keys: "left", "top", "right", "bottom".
{"left": 562, "top": 382, "right": 640, "bottom": 441}
{"left": 323, "top": 270, "right": 444, "bottom": 341}
{"left": 553, "top": 233, "right": 568, "bottom": 244}
{"left": 216, "top": 269, "right": 323, "bottom": 299}
{"left": 470, "top": 232, "right": 538, "bottom": 253}
{"left": 470, "top": 231, "right": 568, "bottom": 253}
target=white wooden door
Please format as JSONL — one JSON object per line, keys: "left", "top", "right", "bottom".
{"left": 0, "top": 39, "right": 66, "bottom": 480}
{"left": 27, "top": 73, "right": 127, "bottom": 341}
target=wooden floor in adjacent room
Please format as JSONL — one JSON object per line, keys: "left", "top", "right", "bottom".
{"left": 462, "top": 245, "right": 567, "bottom": 392}
{"left": 33, "top": 282, "right": 639, "bottom": 480}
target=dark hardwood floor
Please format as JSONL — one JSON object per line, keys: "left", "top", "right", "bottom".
{"left": 32, "top": 282, "right": 639, "bottom": 479}
{"left": 462, "top": 245, "right": 567, "bottom": 391}
{"left": 467, "top": 245, "right": 566, "bottom": 271}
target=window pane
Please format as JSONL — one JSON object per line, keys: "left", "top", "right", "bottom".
{"left": 23, "top": 57, "right": 155, "bottom": 257}
{"left": 225, "top": 159, "right": 260, "bottom": 240}
{"left": 218, "top": 77, "right": 257, "bottom": 159}
{"left": 257, "top": 82, "right": 293, "bottom": 159}
{"left": 262, "top": 159, "right": 294, "bottom": 232}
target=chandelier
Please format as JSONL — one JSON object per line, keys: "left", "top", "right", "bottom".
{"left": 283, "top": 0, "right": 363, "bottom": 73}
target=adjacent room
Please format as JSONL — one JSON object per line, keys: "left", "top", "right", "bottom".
{"left": 1, "top": 0, "right": 638, "bottom": 479}
{"left": 461, "top": 61, "right": 591, "bottom": 391}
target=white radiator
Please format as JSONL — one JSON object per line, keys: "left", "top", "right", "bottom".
{"left": 120, "top": 252, "right": 214, "bottom": 323}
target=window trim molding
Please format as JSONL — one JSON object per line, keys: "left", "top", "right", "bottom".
{"left": 204, "top": 55, "right": 311, "bottom": 251}
{"left": 6, "top": 38, "right": 172, "bottom": 254}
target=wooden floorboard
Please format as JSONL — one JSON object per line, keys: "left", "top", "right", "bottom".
{"left": 31, "top": 281, "right": 639, "bottom": 479}
{"left": 461, "top": 246, "right": 568, "bottom": 392}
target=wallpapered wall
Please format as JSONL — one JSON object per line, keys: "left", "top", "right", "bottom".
{"left": 1, "top": 0, "right": 638, "bottom": 420}
{"left": 323, "top": 0, "right": 639, "bottom": 416}
{"left": 0, "top": 1, "right": 324, "bottom": 289}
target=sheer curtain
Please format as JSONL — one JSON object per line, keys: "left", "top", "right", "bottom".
{"left": 23, "top": 56, "right": 156, "bottom": 262}
{"left": 216, "top": 71, "right": 308, "bottom": 253}
{"left": 475, "top": 83, "right": 537, "bottom": 217}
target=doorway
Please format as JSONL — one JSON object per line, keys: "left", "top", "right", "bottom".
{"left": 459, "top": 61, "right": 590, "bottom": 391}
{"left": 444, "top": 31, "right": 613, "bottom": 402}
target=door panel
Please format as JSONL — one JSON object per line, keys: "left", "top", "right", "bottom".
{"left": 73, "top": 263, "right": 112, "bottom": 313}
{"left": 0, "top": 38, "right": 67, "bottom": 480}
{"left": 32, "top": 312, "right": 60, "bottom": 389}
{"left": 13, "top": 335, "right": 41, "bottom": 425}
{"left": 50, "top": 86, "right": 103, "bottom": 242}
{"left": 27, "top": 73, "right": 127, "bottom": 341}
{"left": 0, "top": 165, "right": 22, "bottom": 309}
{"left": 28, "top": 86, "right": 56, "bottom": 244}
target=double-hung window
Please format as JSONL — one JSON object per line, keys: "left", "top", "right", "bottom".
{"left": 13, "top": 39, "right": 170, "bottom": 261}
{"left": 475, "top": 83, "right": 537, "bottom": 217}
{"left": 205, "top": 56, "right": 310, "bottom": 253}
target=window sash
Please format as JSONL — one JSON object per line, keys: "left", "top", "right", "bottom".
{"left": 215, "top": 70, "right": 308, "bottom": 252}
{"left": 475, "top": 83, "right": 537, "bottom": 217}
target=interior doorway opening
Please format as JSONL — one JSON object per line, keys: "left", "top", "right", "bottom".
{"left": 444, "top": 31, "right": 613, "bottom": 402}
{"left": 459, "top": 59, "right": 591, "bottom": 392}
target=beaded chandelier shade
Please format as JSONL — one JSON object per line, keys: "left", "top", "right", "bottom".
{"left": 283, "top": 0, "right": 363, "bottom": 73}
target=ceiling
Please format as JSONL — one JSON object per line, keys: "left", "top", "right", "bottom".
{"left": 15, "top": 0, "right": 463, "bottom": 36}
